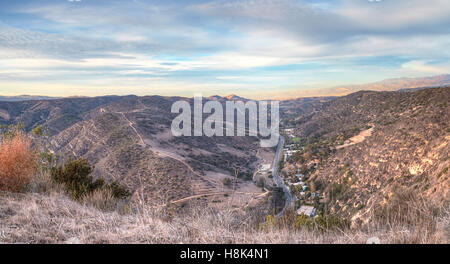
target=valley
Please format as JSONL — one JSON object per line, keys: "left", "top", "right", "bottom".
{"left": 0, "top": 86, "right": 448, "bottom": 225}
{"left": 0, "top": 95, "right": 271, "bottom": 212}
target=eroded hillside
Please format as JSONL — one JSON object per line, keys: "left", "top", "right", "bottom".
{"left": 0, "top": 96, "right": 267, "bottom": 207}
{"left": 282, "top": 87, "right": 449, "bottom": 223}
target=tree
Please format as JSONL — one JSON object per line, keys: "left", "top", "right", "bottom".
{"left": 51, "top": 158, "right": 130, "bottom": 200}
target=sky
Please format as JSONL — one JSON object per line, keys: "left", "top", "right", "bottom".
{"left": 0, "top": 0, "right": 449, "bottom": 99}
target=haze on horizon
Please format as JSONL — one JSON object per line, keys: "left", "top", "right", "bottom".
{"left": 1, "top": 0, "right": 449, "bottom": 99}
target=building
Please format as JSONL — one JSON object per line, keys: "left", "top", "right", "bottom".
{"left": 284, "top": 149, "right": 300, "bottom": 161}
{"left": 311, "top": 192, "right": 320, "bottom": 198}
{"left": 285, "top": 144, "right": 296, "bottom": 150}
{"left": 297, "top": 206, "right": 317, "bottom": 217}
{"left": 284, "top": 128, "right": 295, "bottom": 138}
{"left": 260, "top": 164, "right": 271, "bottom": 171}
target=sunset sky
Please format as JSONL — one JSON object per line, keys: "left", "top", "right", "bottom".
{"left": 0, "top": 0, "right": 449, "bottom": 99}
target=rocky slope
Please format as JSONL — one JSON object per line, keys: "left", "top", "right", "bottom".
{"left": 0, "top": 95, "right": 265, "bottom": 204}
{"left": 283, "top": 86, "right": 449, "bottom": 223}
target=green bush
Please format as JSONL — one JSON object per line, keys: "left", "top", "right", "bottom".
{"left": 294, "top": 214, "right": 350, "bottom": 231}
{"left": 107, "top": 181, "right": 131, "bottom": 199}
{"left": 223, "top": 177, "right": 232, "bottom": 187}
{"left": 51, "top": 158, "right": 130, "bottom": 200}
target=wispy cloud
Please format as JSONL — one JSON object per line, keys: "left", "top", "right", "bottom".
{"left": 0, "top": 0, "right": 449, "bottom": 98}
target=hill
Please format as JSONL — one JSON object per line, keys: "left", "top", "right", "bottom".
{"left": 0, "top": 95, "right": 59, "bottom": 102}
{"left": 281, "top": 87, "right": 449, "bottom": 224}
{"left": 0, "top": 95, "right": 265, "bottom": 208}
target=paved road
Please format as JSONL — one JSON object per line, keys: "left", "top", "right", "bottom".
{"left": 271, "top": 136, "right": 293, "bottom": 216}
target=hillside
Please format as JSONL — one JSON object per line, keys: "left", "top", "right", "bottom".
{"left": 0, "top": 96, "right": 266, "bottom": 208}
{"left": 282, "top": 87, "right": 449, "bottom": 224}
{"left": 0, "top": 88, "right": 448, "bottom": 244}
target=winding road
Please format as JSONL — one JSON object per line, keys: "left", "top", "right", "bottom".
{"left": 271, "top": 136, "right": 293, "bottom": 216}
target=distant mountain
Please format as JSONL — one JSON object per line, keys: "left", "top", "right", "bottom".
{"left": 326, "top": 74, "right": 450, "bottom": 96}
{"left": 208, "top": 94, "right": 250, "bottom": 102}
{"left": 0, "top": 95, "right": 60, "bottom": 102}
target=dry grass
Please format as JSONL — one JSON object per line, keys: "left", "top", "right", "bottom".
{"left": 0, "top": 132, "right": 38, "bottom": 192}
{"left": 369, "top": 187, "right": 448, "bottom": 244}
{"left": 0, "top": 191, "right": 447, "bottom": 244}
{"left": 80, "top": 189, "right": 130, "bottom": 213}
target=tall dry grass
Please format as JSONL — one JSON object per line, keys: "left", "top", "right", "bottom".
{"left": 0, "top": 190, "right": 447, "bottom": 244}
{"left": 0, "top": 132, "right": 38, "bottom": 192}
{"left": 369, "top": 187, "right": 447, "bottom": 243}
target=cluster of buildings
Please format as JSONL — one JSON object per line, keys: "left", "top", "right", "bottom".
{"left": 283, "top": 128, "right": 296, "bottom": 138}
{"left": 284, "top": 173, "right": 321, "bottom": 218}
{"left": 283, "top": 149, "right": 300, "bottom": 162}
{"left": 283, "top": 140, "right": 304, "bottom": 162}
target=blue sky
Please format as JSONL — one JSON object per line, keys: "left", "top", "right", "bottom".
{"left": 0, "top": 0, "right": 449, "bottom": 99}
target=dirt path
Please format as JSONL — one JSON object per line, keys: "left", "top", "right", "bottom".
{"left": 117, "top": 112, "right": 146, "bottom": 146}
{"left": 112, "top": 109, "right": 266, "bottom": 205}
{"left": 153, "top": 149, "right": 202, "bottom": 178}
{"left": 168, "top": 190, "right": 269, "bottom": 205}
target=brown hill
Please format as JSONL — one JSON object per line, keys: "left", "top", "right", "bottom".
{"left": 283, "top": 87, "right": 449, "bottom": 223}
{"left": 0, "top": 96, "right": 264, "bottom": 205}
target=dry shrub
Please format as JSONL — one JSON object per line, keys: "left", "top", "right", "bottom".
{"left": 29, "top": 171, "right": 65, "bottom": 195}
{"left": 372, "top": 187, "right": 444, "bottom": 243}
{"left": 0, "top": 132, "right": 38, "bottom": 192}
{"left": 81, "top": 188, "right": 130, "bottom": 213}
{"left": 374, "top": 187, "right": 440, "bottom": 226}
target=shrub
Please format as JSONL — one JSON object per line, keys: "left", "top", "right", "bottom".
{"left": 223, "top": 177, "right": 232, "bottom": 187}
{"left": 51, "top": 158, "right": 130, "bottom": 200}
{"left": 81, "top": 188, "right": 130, "bottom": 213}
{"left": 0, "top": 132, "right": 38, "bottom": 192}
{"left": 106, "top": 181, "right": 132, "bottom": 199}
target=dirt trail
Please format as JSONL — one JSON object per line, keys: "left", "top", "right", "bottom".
{"left": 168, "top": 190, "right": 269, "bottom": 205}
{"left": 154, "top": 149, "right": 202, "bottom": 178}
{"left": 117, "top": 112, "right": 146, "bottom": 146}
{"left": 112, "top": 109, "right": 265, "bottom": 204}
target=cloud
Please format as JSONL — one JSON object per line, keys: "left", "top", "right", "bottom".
{"left": 401, "top": 60, "right": 450, "bottom": 74}
{"left": 0, "top": 0, "right": 449, "bottom": 97}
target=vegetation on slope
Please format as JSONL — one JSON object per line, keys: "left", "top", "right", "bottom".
{"left": 281, "top": 87, "right": 449, "bottom": 224}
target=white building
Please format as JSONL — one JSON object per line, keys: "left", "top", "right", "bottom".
{"left": 260, "top": 164, "right": 271, "bottom": 171}
{"left": 297, "top": 206, "right": 317, "bottom": 217}
{"left": 284, "top": 149, "right": 300, "bottom": 161}
{"left": 311, "top": 192, "right": 320, "bottom": 198}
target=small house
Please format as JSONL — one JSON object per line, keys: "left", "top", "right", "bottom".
{"left": 297, "top": 206, "right": 317, "bottom": 217}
